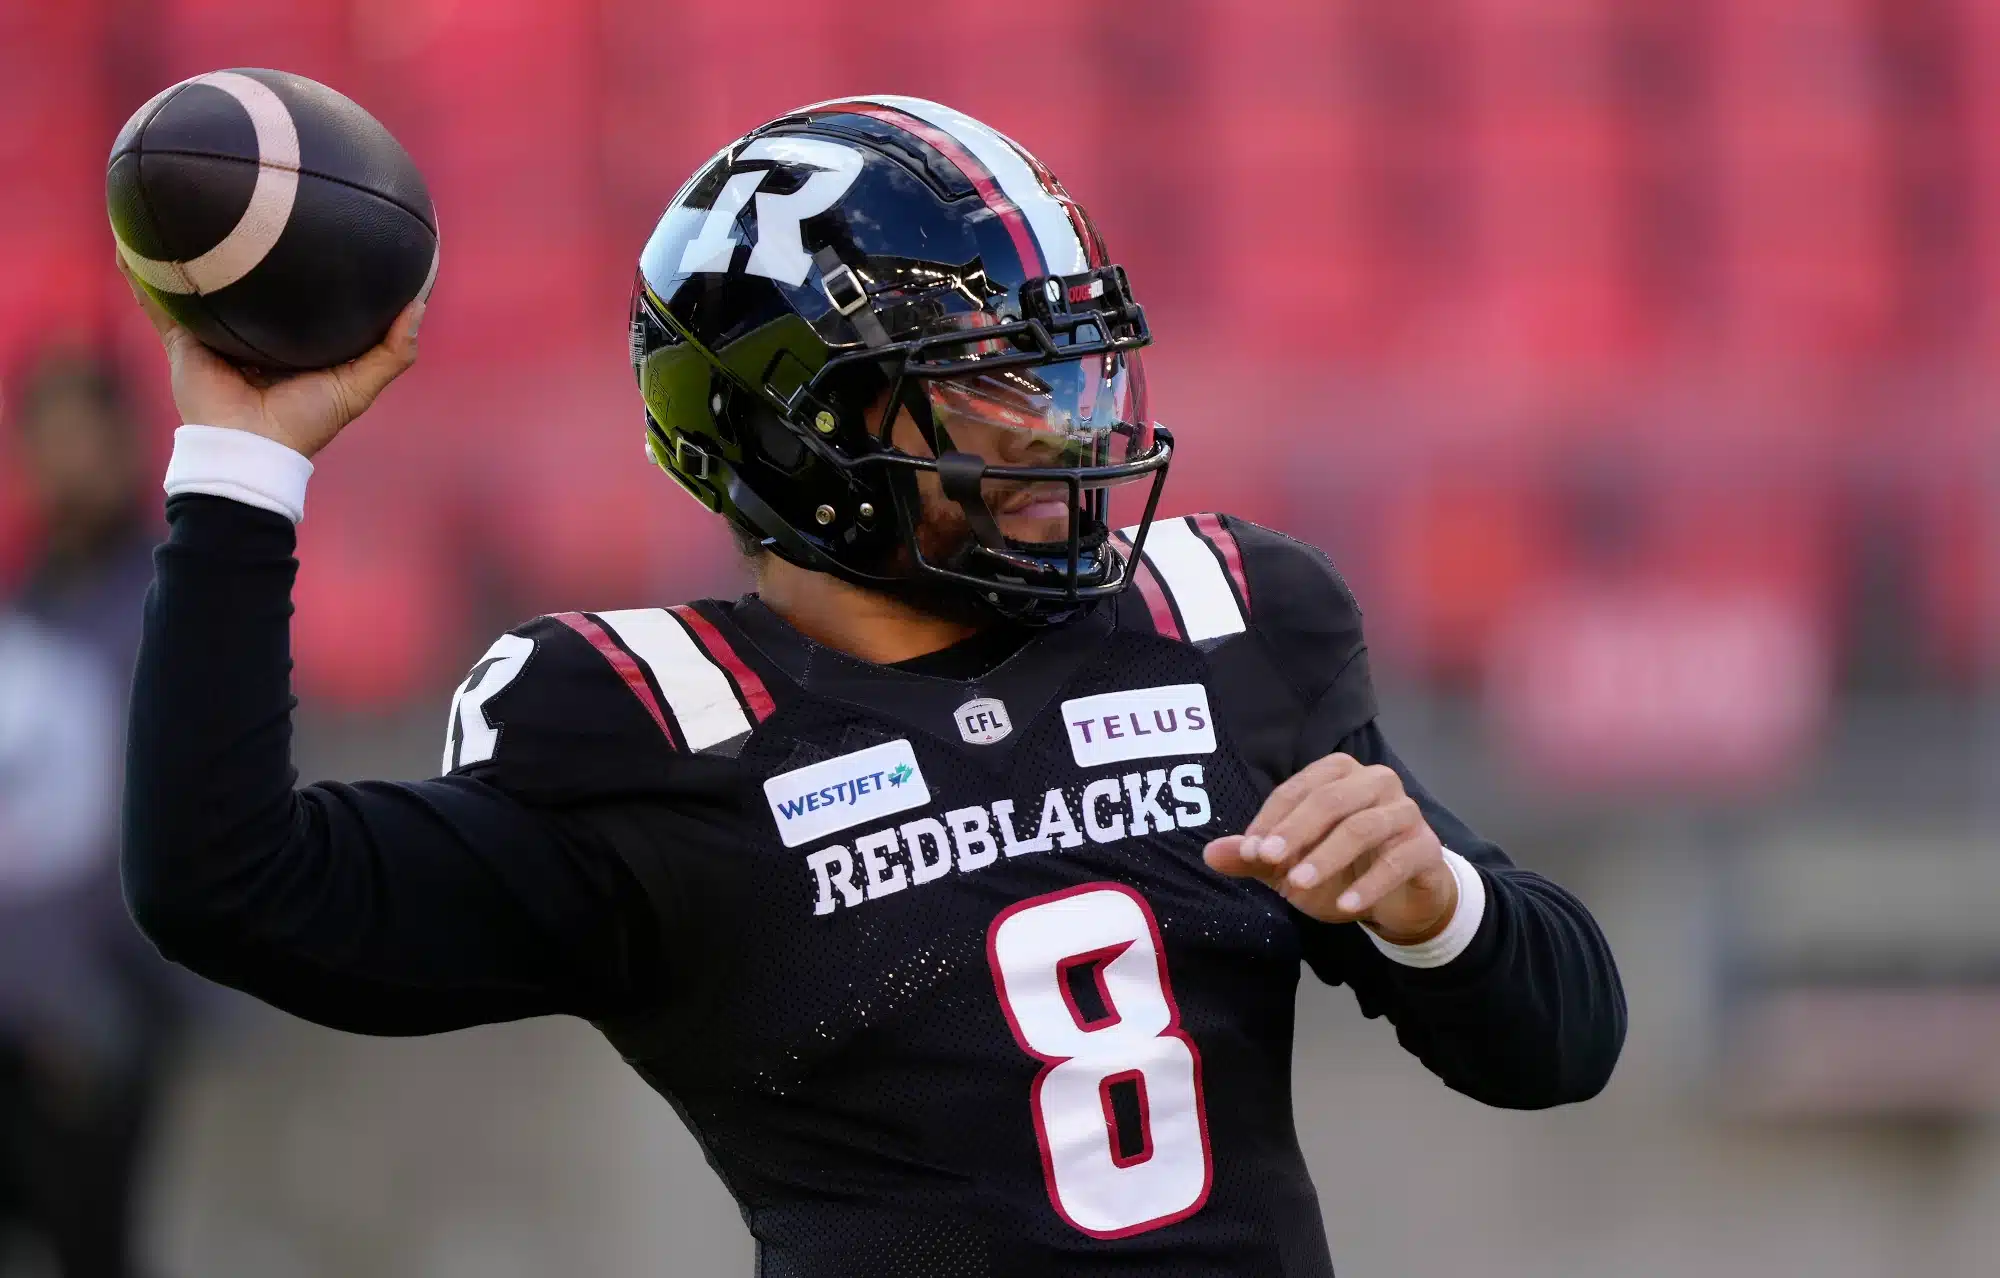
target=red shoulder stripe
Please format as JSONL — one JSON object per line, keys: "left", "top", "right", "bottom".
{"left": 669, "top": 604, "right": 776, "bottom": 723}
{"left": 1117, "top": 532, "right": 1184, "bottom": 641}
{"left": 1191, "top": 513, "right": 1252, "bottom": 616}
{"left": 551, "top": 611, "right": 682, "bottom": 750}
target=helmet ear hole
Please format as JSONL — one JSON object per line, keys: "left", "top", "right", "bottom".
{"left": 706, "top": 378, "right": 740, "bottom": 450}
{"left": 750, "top": 404, "right": 809, "bottom": 474}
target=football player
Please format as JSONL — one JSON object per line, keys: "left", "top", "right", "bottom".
{"left": 121, "top": 97, "right": 1624, "bottom": 1276}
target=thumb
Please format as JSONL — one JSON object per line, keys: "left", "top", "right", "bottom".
{"left": 117, "top": 249, "right": 230, "bottom": 378}
{"left": 116, "top": 248, "right": 179, "bottom": 341}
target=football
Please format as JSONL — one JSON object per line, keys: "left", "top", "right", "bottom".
{"left": 106, "top": 68, "right": 437, "bottom": 372}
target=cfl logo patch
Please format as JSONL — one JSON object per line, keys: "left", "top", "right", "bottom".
{"left": 956, "top": 697, "right": 1012, "bottom": 745}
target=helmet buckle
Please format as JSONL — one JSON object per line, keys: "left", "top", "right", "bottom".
{"left": 673, "top": 435, "right": 714, "bottom": 480}
{"left": 821, "top": 262, "right": 868, "bottom": 316}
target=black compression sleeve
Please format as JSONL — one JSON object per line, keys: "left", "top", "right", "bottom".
{"left": 1296, "top": 721, "right": 1627, "bottom": 1109}
{"left": 122, "top": 495, "right": 657, "bottom": 1034}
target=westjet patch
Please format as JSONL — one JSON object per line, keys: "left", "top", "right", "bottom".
{"left": 765, "top": 738, "right": 931, "bottom": 848}
{"left": 1061, "top": 683, "right": 1217, "bottom": 768}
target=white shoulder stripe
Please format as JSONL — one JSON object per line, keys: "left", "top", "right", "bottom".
{"left": 859, "top": 95, "right": 1088, "bottom": 275}
{"left": 593, "top": 608, "right": 751, "bottom": 751}
{"left": 1121, "top": 517, "right": 1247, "bottom": 643}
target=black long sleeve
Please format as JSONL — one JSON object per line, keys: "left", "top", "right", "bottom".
{"left": 1297, "top": 720, "right": 1627, "bottom": 1109}
{"left": 122, "top": 496, "right": 664, "bottom": 1034}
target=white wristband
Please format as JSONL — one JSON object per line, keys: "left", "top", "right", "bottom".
{"left": 163, "top": 425, "right": 314, "bottom": 523}
{"left": 1365, "top": 848, "right": 1487, "bottom": 969}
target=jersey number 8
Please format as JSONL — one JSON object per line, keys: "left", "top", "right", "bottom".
{"left": 987, "top": 884, "right": 1213, "bottom": 1238}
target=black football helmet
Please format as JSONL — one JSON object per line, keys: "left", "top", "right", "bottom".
{"left": 629, "top": 95, "right": 1172, "bottom": 624}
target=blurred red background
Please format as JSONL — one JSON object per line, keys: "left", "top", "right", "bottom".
{"left": 2, "top": 0, "right": 1993, "bottom": 760}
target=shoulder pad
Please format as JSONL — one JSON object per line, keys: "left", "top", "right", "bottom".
{"left": 1111, "top": 513, "right": 1256, "bottom": 646}
{"left": 1117, "top": 513, "right": 1374, "bottom": 727}
{"left": 440, "top": 605, "right": 773, "bottom": 801}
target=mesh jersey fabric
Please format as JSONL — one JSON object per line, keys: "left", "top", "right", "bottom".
{"left": 453, "top": 514, "right": 1378, "bottom": 1277}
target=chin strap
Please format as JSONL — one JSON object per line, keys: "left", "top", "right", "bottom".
{"left": 935, "top": 451, "right": 1008, "bottom": 551}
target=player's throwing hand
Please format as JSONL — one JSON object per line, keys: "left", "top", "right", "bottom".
{"left": 1203, "top": 754, "right": 1459, "bottom": 943}
{"left": 118, "top": 252, "right": 422, "bottom": 459}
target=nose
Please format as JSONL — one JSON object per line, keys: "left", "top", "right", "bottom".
{"left": 995, "top": 425, "right": 1064, "bottom": 467}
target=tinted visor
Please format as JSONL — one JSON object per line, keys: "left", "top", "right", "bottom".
{"left": 918, "top": 352, "right": 1153, "bottom": 474}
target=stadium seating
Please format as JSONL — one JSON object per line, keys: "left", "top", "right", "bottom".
{"left": 1460, "top": 0, "right": 1639, "bottom": 364}
{"left": 291, "top": 502, "right": 457, "bottom": 707}
{"left": 0, "top": 5, "right": 111, "bottom": 359}
{"left": 6, "top": 0, "right": 1996, "bottom": 711}
{"left": 1713, "top": 0, "right": 1898, "bottom": 357}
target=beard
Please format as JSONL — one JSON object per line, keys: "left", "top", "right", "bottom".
{"left": 870, "top": 500, "right": 1007, "bottom": 628}
{"left": 865, "top": 492, "right": 1109, "bottom": 628}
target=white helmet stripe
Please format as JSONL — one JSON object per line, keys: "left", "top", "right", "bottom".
{"left": 116, "top": 71, "right": 301, "bottom": 296}
{"left": 857, "top": 96, "right": 1089, "bottom": 276}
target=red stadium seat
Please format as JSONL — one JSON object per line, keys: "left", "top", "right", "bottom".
{"left": 291, "top": 509, "right": 457, "bottom": 709}
{"left": 1459, "top": 0, "right": 1640, "bottom": 364}
{"left": 464, "top": 360, "right": 712, "bottom": 608}
{"left": 0, "top": 6, "right": 112, "bottom": 357}
{"left": 1962, "top": 0, "right": 2000, "bottom": 354}
{"left": 1203, "top": 0, "right": 1380, "bottom": 352}
{"left": 1376, "top": 468, "right": 1556, "bottom": 682}
{"left": 1650, "top": 465, "right": 1836, "bottom": 621}
{"left": 1913, "top": 453, "right": 2000, "bottom": 682}
{"left": 149, "top": 0, "right": 354, "bottom": 89}
{"left": 1712, "top": 0, "right": 1898, "bottom": 357}
{"left": 363, "top": 0, "right": 600, "bottom": 365}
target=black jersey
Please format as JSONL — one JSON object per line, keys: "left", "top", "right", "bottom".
{"left": 124, "top": 500, "right": 1625, "bottom": 1278}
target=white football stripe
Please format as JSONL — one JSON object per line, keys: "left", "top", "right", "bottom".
{"left": 419, "top": 231, "right": 441, "bottom": 302}
{"left": 1121, "top": 517, "right": 1246, "bottom": 643}
{"left": 117, "top": 71, "right": 300, "bottom": 296}
{"left": 593, "top": 608, "right": 751, "bottom": 752}
{"left": 856, "top": 95, "right": 1088, "bottom": 275}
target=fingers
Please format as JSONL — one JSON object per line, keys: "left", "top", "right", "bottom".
{"left": 1202, "top": 835, "right": 1276, "bottom": 882}
{"left": 338, "top": 296, "right": 425, "bottom": 403}
{"left": 118, "top": 247, "right": 244, "bottom": 410}
{"left": 1226, "top": 752, "right": 1359, "bottom": 870}
{"left": 1240, "top": 762, "right": 1401, "bottom": 876}
{"left": 1205, "top": 746, "right": 1454, "bottom": 932}
{"left": 1205, "top": 758, "right": 1416, "bottom": 897}
{"left": 1279, "top": 788, "right": 1422, "bottom": 888}
{"left": 1244, "top": 753, "right": 1362, "bottom": 841}
{"left": 1330, "top": 828, "right": 1442, "bottom": 919}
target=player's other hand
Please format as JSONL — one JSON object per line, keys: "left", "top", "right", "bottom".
{"left": 118, "top": 252, "right": 422, "bottom": 459}
{"left": 1203, "top": 753, "right": 1458, "bottom": 943}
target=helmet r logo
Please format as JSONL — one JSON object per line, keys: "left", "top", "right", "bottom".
{"left": 678, "top": 137, "right": 864, "bottom": 287}
{"left": 955, "top": 697, "right": 1013, "bottom": 746}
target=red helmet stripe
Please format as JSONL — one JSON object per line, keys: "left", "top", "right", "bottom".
{"left": 997, "top": 132, "right": 1105, "bottom": 269}
{"left": 865, "top": 96, "right": 1090, "bottom": 276}
{"left": 812, "top": 100, "right": 1047, "bottom": 280}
